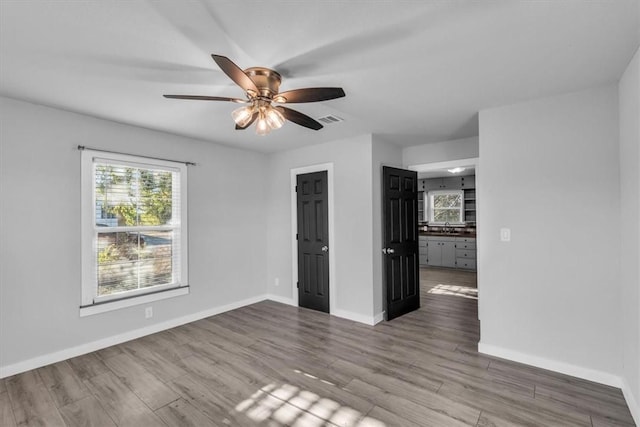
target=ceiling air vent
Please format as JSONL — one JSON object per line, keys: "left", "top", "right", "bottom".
{"left": 317, "top": 115, "right": 344, "bottom": 125}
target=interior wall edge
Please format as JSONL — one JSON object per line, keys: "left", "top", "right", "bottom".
{"left": 372, "top": 311, "right": 385, "bottom": 325}
{"left": 331, "top": 308, "right": 379, "bottom": 326}
{"left": 622, "top": 377, "right": 640, "bottom": 426}
{"left": 264, "top": 294, "right": 296, "bottom": 307}
{"left": 478, "top": 341, "right": 623, "bottom": 388}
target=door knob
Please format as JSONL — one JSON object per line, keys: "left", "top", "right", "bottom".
{"left": 321, "top": 246, "right": 328, "bottom": 252}
{"left": 387, "top": 248, "right": 395, "bottom": 254}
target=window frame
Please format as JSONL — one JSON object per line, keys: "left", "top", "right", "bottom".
{"left": 80, "top": 150, "right": 189, "bottom": 316}
{"left": 427, "top": 189, "right": 465, "bottom": 225}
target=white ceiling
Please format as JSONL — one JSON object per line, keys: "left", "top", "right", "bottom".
{"left": 1, "top": 1, "right": 638, "bottom": 153}
{"left": 418, "top": 167, "right": 475, "bottom": 180}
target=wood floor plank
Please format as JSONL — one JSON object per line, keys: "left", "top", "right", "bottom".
{"left": 193, "top": 317, "right": 257, "bottom": 348}
{"left": 66, "top": 352, "right": 110, "bottom": 381}
{"left": 93, "top": 345, "right": 123, "bottom": 361}
{"left": 84, "top": 371, "right": 165, "bottom": 426}
{"left": 167, "top": 374, "right": 263, "bottom": 426}
{"left": 332, "top": 359, "right": 479, "bottom": 425}
{"left": 263, "top": 368, "right": 374, "bottom": 425}
{"left": 438, "top": 381, "right": 592, "bottom": 426}
{"left": 535, "top": 383, "right": 635, "bottom": 425}
{"left": 155, "top": 398, "right": 220, "bottom": 427}
{"left": 344, "top": 378, "right": 473, "bottom": 427}
{"left": 0, "top": 392, "right": 17, "bottom": 427}
{"left": 365, "top": 405, "right": 423, "bottom": 427}
{"left": 102, "top": 352, "right": 179, "bottom": 410}
{"left": 234, "top": 387, "right": 331, "bottom": 427}
{"left": 58, "top": 396, "right": 116, "bottom": 427}
{"left": 591, "top": 413, "right": 637, "bottom": 427}
{"left": 138, "top": 332, "right": 194, "bottom": 363}
{"left": 37, "top": 360, "right": 90, "bottom": 408}
{"left": 5, "top": 371, "right": 66, "bottom": 427}
{"left": 119, "top": 338, "right": 187, "bottom": 383}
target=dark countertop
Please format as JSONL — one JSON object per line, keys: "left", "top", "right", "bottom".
{"left": 419, "top": 231, "right": 477, "bottom": 238}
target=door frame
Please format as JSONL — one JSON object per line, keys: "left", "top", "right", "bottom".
{"left": 290, "top": 163, "right": 336, "bottom": 313}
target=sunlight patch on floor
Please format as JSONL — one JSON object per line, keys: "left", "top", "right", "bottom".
{"left": 234, "top": 370, "right": 386, "bottom": 426}
{"left": 428, "top": 283, "right": 478, "bottom": 299}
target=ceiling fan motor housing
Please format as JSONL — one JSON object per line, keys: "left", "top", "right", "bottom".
{"left": 244, "top": 67, "right": 282, "bottom": 98}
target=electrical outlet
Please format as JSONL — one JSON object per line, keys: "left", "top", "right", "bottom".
{"left": 500, "top": 228, "right": 511, "bottom": 242}
{"left": 145, "top": 306, "right": 153, "bottom": 319}
{"left": 274, "top": 277, "right": 280, "bottom": 287}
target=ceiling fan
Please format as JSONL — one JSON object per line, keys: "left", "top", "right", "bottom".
{"left": 164, "top": 54, "right": 346, "bottom": 135}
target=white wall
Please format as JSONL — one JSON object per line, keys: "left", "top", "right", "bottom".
{"left": 402, "top": 136, "right": 479, "bottom": 166}
{"left": 371, "top": 136, "right": 403, "bottom": 317}
{"left": 478, "top": 86, "right": 622, "bottom": 384}
{"left": 619, "top": 45, "right": 640, "bottom": 422}
{"left": 0, "top": 97, "right": 268, "bottom": 372}
{"left": 265, "top": 134, "right": 379, "bottom": 323}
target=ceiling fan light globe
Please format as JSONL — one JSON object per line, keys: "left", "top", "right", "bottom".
{"left": 232, "top": 106, "right": 254, "bottom": 127}
{"left": 255, "top": 117, "right": 271, "bottom": 136}
{"left": 265, "top": 107, "right": 285, "bottom": 130}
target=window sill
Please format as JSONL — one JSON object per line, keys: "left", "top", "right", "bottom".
{"left": 79, "top": 286, "right": 189, "bottom": 317}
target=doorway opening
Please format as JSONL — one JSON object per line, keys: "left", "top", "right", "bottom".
{"left": 407, "top": 158, "right": 479, "bottom": 320}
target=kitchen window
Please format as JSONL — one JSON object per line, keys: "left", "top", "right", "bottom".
{"left": 80, "top": 150, "right": 188, "bottom": 316}
{"left": 428, "top": 190, "right": 464, "bottom": 224}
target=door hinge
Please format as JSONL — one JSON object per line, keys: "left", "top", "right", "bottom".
{"left": 296, "top": 233, "right": 299, "bottom": 240}
{"left": 295, "top": 185, "right": 298, "bottom": 192}
{"left": 297, "top": 281, "right": 299, "bottom": 288}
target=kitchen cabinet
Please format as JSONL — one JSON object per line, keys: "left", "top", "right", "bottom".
{"left": 426, "top": 236, "right": 456, "bottom": 268}
{"left": 423, "top": 177, "right": 460, "bottom": 191}
{"left": 421, "top": 175, "right": 475, "bottom": 191}
{"left": 460, "top": 175, "right": 475, "bottom": 189}
{"left": 418, "top": 236, "right": 428, "bottom": 266}
{"left": 422, "top": 236, "right": 477, "bottom": 270}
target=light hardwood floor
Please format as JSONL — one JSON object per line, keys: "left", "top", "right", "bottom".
{"left": 1, "top": 268, "right": 635, "bottom": 426}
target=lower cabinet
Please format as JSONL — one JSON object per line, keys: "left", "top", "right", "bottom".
{"left": 425, "top": 236, "right": 457, "bottom": 268}
{"left": 422, "top": 236, "right": 476, "bottom": 270}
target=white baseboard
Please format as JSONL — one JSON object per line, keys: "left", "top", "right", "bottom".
{"left": 621, "top": 378, "right": 640, "bottom": 426}
{"left": 265, "top": 294, "right": 296, "bottom": 306}
{"left": 331, "top": 309, "right": 378, "bottom": 326}
{"left": 264, "top": 295, "right": 382, "bottom": 326}
{"left": 0, "top": 294, "right": 268, "bottom": 379}
{"left": 478, "top": 342, "right": 622, "bottom": 388}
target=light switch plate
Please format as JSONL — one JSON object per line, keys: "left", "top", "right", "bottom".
{"left": 500, "top": 228, "right": 511, "bottom": 242}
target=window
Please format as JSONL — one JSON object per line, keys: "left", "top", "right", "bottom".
{"left": 428, "top": 190, "right": 464, "bottom": 224}
{"left": 81, "top": 151, "right": 188, "bottom": 316}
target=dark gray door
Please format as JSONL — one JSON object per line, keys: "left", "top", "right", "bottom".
{"left": 297, "top": 171, "right": 329, "bottom": 313}
{"left": 382, "top": 166, "right": 420, "bottom": 320}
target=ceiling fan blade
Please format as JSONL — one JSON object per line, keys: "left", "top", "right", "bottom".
{"left": 275, "top": 87, "right": 345, "bottom": 103}
{"left": 211, "top": 54, "right": 259, "bottom": 95}
{"left": 278, "top": 106, "right": 323, "bottom": 130}
{"left": 163, "top": 95, "right": 247, "bottom": 103}
{"left": 235, "top": 111, "right": 259, "bottom": 130}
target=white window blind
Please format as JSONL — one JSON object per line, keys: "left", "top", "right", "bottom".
{"left": 81, "top": 151, "right": 188, "bottom": 314}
